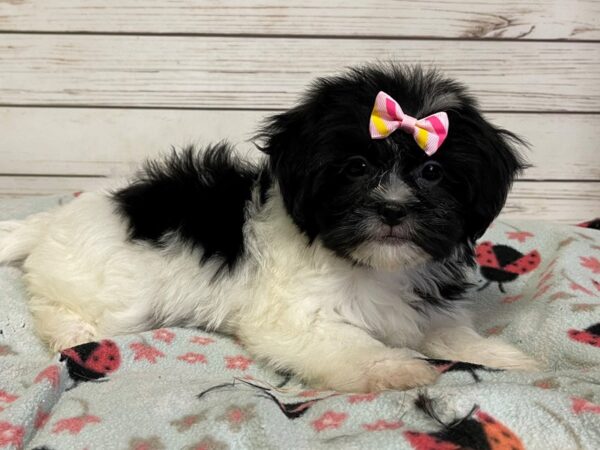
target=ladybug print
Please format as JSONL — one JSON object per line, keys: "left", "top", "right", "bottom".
{"left": 404, "top": 431, "right": 460, "bottom": 450}
{"left": 405, "top": 403, "right": 524, "bottom": 450}
{"left": 476, "top": 411, "right": 524, "bottom": 450}
{"left": 476, "top": 241, "right": 541, "bottom": 293}
{"left": 578, "top": 218, "right": 600, "bottom": 230}
{"left": 568, "top": 323, "right": 600, "bottom": 348}
{"left": 60, "top": 340, "right": 121, "bottom": 382}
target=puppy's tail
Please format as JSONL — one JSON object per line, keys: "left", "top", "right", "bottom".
{"left": 0, "top": 212, "right": 51, "bottom": 263}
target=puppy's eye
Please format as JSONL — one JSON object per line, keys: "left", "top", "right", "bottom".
{"left": 343, "top": 157, "right": 370, "bottom": 179}
{"left": 419, "top": 161, "right": 443, "bottom": 183}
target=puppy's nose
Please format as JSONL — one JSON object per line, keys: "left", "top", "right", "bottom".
{"left": 379, "top": 204, "right": 407, "bottom": 226}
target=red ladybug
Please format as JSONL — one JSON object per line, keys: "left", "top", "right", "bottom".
{"left": 578, "top": 219, "right": 600, "bottom": 230}
{"left": 476, "top": 242, "right": 541, "bottom": 293}
{"left": 405, "top": 406, "right": 524, "bottom": 450}
{"left": 60, "top": 340, "right": 121, "bottom": 382}
{"left": 404, "top": 431, "right": 460, "bottom": 450}
{"left": 568, "top": 323, "right": 600, "bottom": 348}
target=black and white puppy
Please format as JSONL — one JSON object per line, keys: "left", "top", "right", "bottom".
{"left": 0, "top": 65, "right": 539, "bottom": 392}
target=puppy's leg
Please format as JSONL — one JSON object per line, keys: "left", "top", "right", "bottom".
{"left": 239, "top": 319, "right": 438, "bottom": 393}
{"left": 28, "top": 297, "right": 99, "bottom": 352}
{"left": 420, "top": 325, "right": 540, "bottom": 371}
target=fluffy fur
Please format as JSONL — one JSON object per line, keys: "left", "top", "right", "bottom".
{"left": 0, "top": 65, "right": 539, "bottom": 392}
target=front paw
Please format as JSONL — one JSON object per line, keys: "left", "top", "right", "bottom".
{"left": 313, "top": 349, "right": 439, "bottom": 393}
{"left": 482, "top": 354, "right": 542, "bottom": 372}
{"left": 466, "top": 338, "right": 543, "bottom": 372}
{"left": 364, "top": 356, "right": 439, "bottom": 392}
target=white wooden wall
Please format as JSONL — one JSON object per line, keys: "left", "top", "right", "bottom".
{"left": 0, "top": 1, "right": 598, "bottom": 223}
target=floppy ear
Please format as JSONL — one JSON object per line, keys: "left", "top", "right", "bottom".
{"left": 458, "top": 113, "right": 527, "bottom": 241}
{"left": 255, "top": 104, "right": 322, "bottom": 237}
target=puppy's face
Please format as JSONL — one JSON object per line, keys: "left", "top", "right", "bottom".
{"left": 260, "top": 66, "right": 525, "bottom": 270}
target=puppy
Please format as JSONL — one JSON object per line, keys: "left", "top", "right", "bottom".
{"left": 0, "top": 64, "right": 539, "bottom": 392}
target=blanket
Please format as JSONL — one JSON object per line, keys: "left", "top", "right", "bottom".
{"left": 1, "top": 195, "right": 599, "bottom": 450}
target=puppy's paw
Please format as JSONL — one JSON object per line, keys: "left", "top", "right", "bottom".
{"left": 482, "top": 353, "right": 542, "bottom": 372}
{"left": 465, "top": 338, "right": 543, "bottom": 372}
{"left": 43, "top": 320, "right": 98, "bottom": 353}
{"left": 364, "top": 356, "right": 439, "bottom": 392}
{"left": 312, "top": 349, "right": 439, "bottom": 393}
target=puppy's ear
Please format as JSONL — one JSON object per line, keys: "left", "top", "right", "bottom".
{"left": 455, "top": 111, "right": 527, "bottom": 241}
{"left": 255, "top": 103, "right": 320, "bottom": 237}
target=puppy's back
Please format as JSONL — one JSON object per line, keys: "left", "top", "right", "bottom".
{"left": 113, "top": 143, "right": 260, "bottom": 271}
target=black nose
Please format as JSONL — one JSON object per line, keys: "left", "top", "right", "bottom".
{"left": 379, "top": 204, "right": 407, "bottom": 226}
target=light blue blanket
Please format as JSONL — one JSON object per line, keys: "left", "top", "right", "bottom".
{"left": 1, "top": 195, "right": 599, "bottom": 449}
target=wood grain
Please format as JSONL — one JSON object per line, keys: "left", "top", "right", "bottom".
{"left": 0, "top": 176, "right": 109, "bottom": 198}
{"left": 501, "top": 182, "right": 600, "bottom": 223}
{"left": 1, "top": 2, "right": 598, "bottom": 224}
{"left": 1, "top": 107, "right": 598, "bottom": 180}
{"left": 0, "top": 176, "right": 596, "bottom": 224}
{"left": 0, "top": 0, "right": 598, "bottom": 40}
{"left": 0, "top": 35, "right": 598, "bottom": 111}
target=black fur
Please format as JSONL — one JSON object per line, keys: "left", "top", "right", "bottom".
{"left": 413, "top": 245, "right": 475, "bottom": 309}
{"left": 414, "top": 281, "right": 470, "bottom": 310}
{"left": 257, "top": 64, "right": 526, "bottom": 265}
{"left": 116, "top": 64, "right": 523, "bottom": 314}
{"left": 196, "top": 378, "right": 328, "bottom": 421}
{"left": 113, "top": 144, "right": 260, "bottom": 272}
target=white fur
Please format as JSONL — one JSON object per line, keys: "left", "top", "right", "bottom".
{"left": 349, "top": 240, "right": 429, "bottom": 272}
{"left": 0, "top": 186, "right": 538, "bottom": 392}
{"left": 373, "top": 173, "right": 415, "bottom": 204}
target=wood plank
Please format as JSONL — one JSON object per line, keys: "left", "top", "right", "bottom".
{"left": 0, "top": 35, "right": 598, "bottom": 111}
{"left": 0, "top": 176, "right": 109, "bottom": 198}
{"left": 0, "top": 108, "right": 598, "bottom": 181}
{"left": 0, "top": 108, "right": 263, "bottom": 177}
{"left": 501, "top": 182, "right": 600, "bottom": 223}
{"left": 493, "top": 113, "right": 600, "bottom": 181}
{"left": 0, "top": 0, "right": 598, "bottom": 40}
{"left": 0, "top": 176, "right": 596, "bottom": 224}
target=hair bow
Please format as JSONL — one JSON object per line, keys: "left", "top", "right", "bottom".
{"left": 369, "top": 91, "right": 449, "bottom": 156}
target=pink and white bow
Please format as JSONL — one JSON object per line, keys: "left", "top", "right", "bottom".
{"left": 369, "top": 91, "right": 449, "bottom": 156}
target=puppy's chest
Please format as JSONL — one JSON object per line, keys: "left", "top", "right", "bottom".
{"left": 326, "top": 273, "right": 430, "bottom": 348}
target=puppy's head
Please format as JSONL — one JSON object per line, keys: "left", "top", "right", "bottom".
{"left": 258, "top": 64, "right": 525, "bottom": 270}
